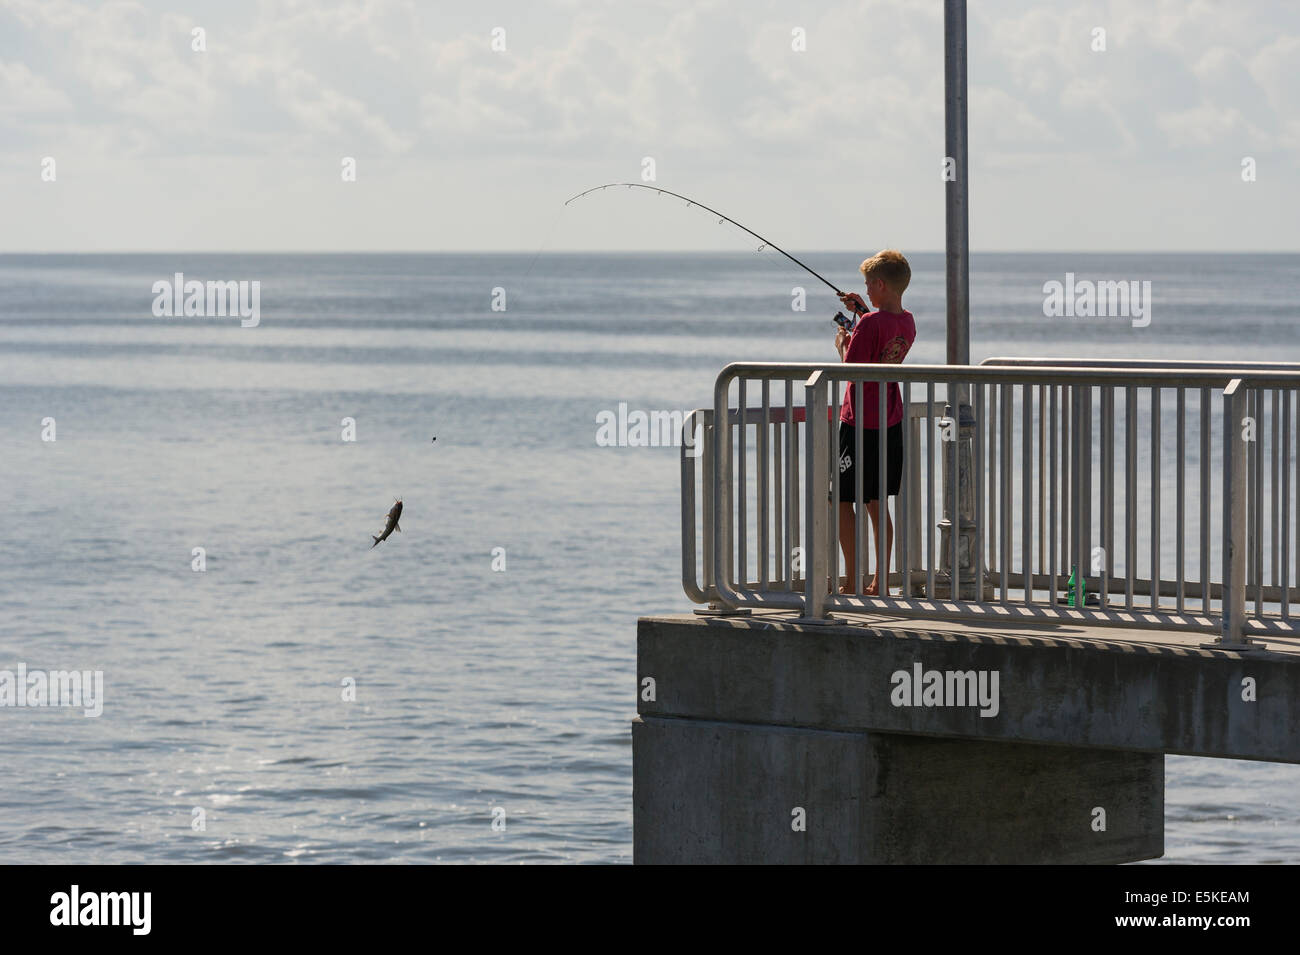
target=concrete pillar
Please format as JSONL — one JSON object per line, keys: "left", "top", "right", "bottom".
{"left": 634, "top": 716, "right": 1163, "bottom": 864}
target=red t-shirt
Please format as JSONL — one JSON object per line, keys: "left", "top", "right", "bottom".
{"left": 839, "top": 309, "right": 916, "bottom": 429}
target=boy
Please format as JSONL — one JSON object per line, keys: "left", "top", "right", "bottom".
{"left": 833, "top": 249, "right": 916, "bottom": 596}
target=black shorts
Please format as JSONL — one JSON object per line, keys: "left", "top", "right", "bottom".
{"left": 833, "top": 421, "right": 903, "bottom": 503}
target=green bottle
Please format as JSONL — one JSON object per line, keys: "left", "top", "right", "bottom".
{"left": 1067, "top": 564, "right": 1086, "bottom": 607}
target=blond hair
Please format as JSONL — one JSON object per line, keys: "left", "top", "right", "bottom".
{"left": 859, "top": 249, "right": 911, "bottom": 295}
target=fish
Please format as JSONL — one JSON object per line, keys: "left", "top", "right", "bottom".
{"left": 371, "top": 499, "right": 403, "bottom": 548}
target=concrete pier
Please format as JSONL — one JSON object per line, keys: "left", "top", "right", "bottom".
{"left": 633, "top": 612, "right": 1300, "bottom": 864}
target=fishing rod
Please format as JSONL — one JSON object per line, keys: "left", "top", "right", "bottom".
{"left": 564, "top": 182, "right": 846, "bottom": 297}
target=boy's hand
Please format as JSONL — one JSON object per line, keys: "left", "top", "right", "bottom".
{"left": 838, "top": 292, "right": 867, "bottom": 316}
{"left": 834, "top": 327, "right": 849, "bottom": 358}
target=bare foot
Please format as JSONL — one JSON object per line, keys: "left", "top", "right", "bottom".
{"left": 864, "top": 577, "right": 888, "bottom": 597}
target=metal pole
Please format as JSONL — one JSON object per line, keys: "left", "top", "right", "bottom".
{"left": 934, "top": 0, "right": 985, "bottom": 599}
{"left": 944, "top": 0, "right": 969, "bottom": 366}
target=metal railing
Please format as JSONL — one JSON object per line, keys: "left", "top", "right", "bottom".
{"left": 682, "top": 361, "right": 1300, "bottom": 647}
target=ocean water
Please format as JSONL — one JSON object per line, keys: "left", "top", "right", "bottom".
{"left": 1, "top": 251, "right": 1297, "bottom": 864}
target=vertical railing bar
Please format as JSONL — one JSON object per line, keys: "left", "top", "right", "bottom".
{"left": 1001, "top": 382, "right": 1011, "bottom": 603}
{"left": 1071, "top": 385, "right": 1083, "bottom": 607}
{"left": 720, "top": 378, "right": 734, "bottom": 595}
{"left": 785, "top": 381, "right": 796, "bottom": 590}
{"left": 738, "top": 379, "right": 748, "bottom": 588}
{"left": 759, "top": 380, "right": 770, "bottom": 591}
{"left": 1039, "top": 383, "right": 1047, "bottom": 574}
{"left": 1067, "top": 383, "right": 1075, "bottom": 604}
{"left": 1241, "top": 381, "right": 1247, "bottom": 614}
{"left": 989, "top": 381, "right": 998, "bottom": 576}
{"left": 1200, "top": 386, "right": 1210, "bottom": 615}
{"left": 852, "top": 378, "right": 864, "bottom": 595}
{"left": 1062, "top": 382, "right": 1071, "bottom": 578}
{"left": 880, "top": 377, "right": 889, "bottom": 598}
{"left": 950, "top": 381, "right": 960, "bottom": 602}
{"left": 1254, "top": 388, "right": 1264, "bottom": 615}
{"left": 927, "top": 382, "right": 935, "bottom": 600}
{"left": 1049, "top": 384, "right": 1057, "bottom": 604}
{"left": 1177, "top": 388, "right": 1186, "bottom": 614}
{"left": 1283, "top": 388, "right": 1291, "bottom": 619}
{"left": 909, "top": 414, "right": 922, "bottom": 594}
{"left": 899, "top": 382, "right": 911, "bottom": 599}
{"left": 1081, "top": 382, "right": 1092, "bottom": 597}
{"left": 974, "top": 382, "right": 984, "bottom": 603}
{"left": 1125, "top": 385, "right": 1136, "bottom": 611}
{"left": 774, "top": 384, "right": 784, "bottom": 588}
{"left": 1101, "top": 385, "right": 1114, "bottom": 608}
{"left": 1151, "top": 387, "right": 1161, "bottom": 611}
{"left": 856, "top": 382, "right": 866, "bottom": 595}
{"left": 1083, "top": 386, "right": 1092, "bottom": 595}
{"left": 1273, "top": 388, "right": 1281, "bottom": 589}
{"left": 1022, "top": 382, "right": 1033, "bottom": 604}
{"left": 1244, "top": 386, "right": 1252, "bottom": 611}
{"left": 701, "top": 412, "right": 715, "bottom": 593}
{"left": 1245, "top": 387, "right": 1254, "bottom": 598}
{"left": 785, "top": 382, "right": 795, "bottom": 571}
{"left": 987, "top": 379, "right": 998, "bottom": 574}
{"left": 829, "top": 379, "right": 841, "bottom": 595}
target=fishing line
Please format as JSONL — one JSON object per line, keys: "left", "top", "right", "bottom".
{"left": 563, "top": 182, "right": 845, "bottom": 296}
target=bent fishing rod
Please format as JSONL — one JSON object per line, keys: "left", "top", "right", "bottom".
{"left": 564, "top": 182, "right": 846, "bottom": 297}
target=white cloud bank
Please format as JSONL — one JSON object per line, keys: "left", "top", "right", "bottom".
{"left": 0, "top": 0, "right": 1296, "bottom": 250}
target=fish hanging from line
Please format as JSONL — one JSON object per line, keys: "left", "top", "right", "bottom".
{"left": 371, "top": 499, "right": 403, "bottom": 548}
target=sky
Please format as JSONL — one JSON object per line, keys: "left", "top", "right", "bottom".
{"left": 1, "top": 0, "right": 1298, "bottom": 252}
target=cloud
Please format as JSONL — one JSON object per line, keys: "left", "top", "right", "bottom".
{"left": 0, "top": 58, "right": 73, "bottom": 114}
{"left": 2, "top": 0, "right": 1298, "bottom": 251}
{"left": 2, "top": 0, "right": 1297, "bottom": 170}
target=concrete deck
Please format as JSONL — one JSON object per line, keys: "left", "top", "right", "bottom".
{"left": 637, "top": 610, "right": 1300, "bottom": 764}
